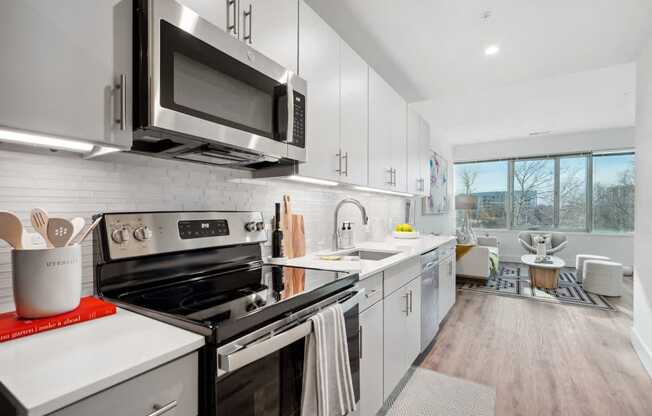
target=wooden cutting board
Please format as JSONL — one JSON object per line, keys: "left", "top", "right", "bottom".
{"left": 281, "top": 195, "right": 306, "bottom": 297}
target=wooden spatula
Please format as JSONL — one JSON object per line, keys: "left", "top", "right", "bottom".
{"left": 30, "top": 208, "right": 53, "bottom": 248}
{"left": 47, "top": 218, "right": 74, "bottom": 248}
{"left": 0, "top": 211, "right": 24, "bottom": 249}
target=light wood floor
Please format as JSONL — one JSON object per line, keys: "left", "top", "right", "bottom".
{"left": 420, "top": 274, "right": 652, "bottom": 416}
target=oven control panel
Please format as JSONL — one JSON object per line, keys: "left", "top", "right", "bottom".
{"left": 103, "top": 211, "right": 266, "bottom": 260}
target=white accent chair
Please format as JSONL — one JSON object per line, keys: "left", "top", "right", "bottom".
{"left": 583, "top": 260, "right": 623, "bottom": 297}
{"left": 575, "top": 254, "right": 610, "bottom": 283}
{"left": 456, "top": 236, "right": 499, "bottom": 280}
{"left": 518, "top": 232, "right": 568, "bottom": 256}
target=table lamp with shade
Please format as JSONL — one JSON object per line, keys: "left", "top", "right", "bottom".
{"left": 456, "top": 194, "right": 477, "bottom": 244}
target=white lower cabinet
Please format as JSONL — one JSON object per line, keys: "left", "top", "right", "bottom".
{"left": 438, "top": 251, "right": 456, "bottom": 323}
{"left": 51, "top": 352, "right": 198, "bottom": 416}
{"left": 382, "top": 276, "right": 421, "bottom": 400}
{"left": 359, "top": 300, "right": 384, "bottom": 416}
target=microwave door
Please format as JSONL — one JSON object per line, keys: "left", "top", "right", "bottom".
{"left": 144, "top": 0, "right": 300, "bottom": 161}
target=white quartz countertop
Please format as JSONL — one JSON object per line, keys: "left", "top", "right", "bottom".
{"left": 0, "top": 308, "right": 205, "bottom": 416}
{"left": 267, "top": 234, "right": 456, "bottom": 279}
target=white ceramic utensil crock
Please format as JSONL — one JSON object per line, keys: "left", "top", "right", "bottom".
{"left": 12, "top": 245, "right": 82, "bottom": 318}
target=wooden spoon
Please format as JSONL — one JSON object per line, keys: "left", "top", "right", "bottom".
{"left": 0, "top": 211, "right": 24, "bottom": 249}
{"left": 47, "top": 218, "right": 74, "bottom": 248}
{"left": 30, "top": 208, "right": 53, "bottom": 248}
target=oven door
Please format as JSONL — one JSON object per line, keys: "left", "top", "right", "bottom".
{"left": 215, "top": 288, "right": 363, "bottom": 415}
{"left": 139, "top": 0, "right": 306, "bottom": 161}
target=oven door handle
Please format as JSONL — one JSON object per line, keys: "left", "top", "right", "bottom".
{"left": 340, "top": 287, "right": 365, "bottom": 312}
{"left": 219, "top": 320, "right": 312, "bottom": 373}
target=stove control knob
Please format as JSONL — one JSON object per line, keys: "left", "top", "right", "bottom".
{"left": 111, "top": 227, "right": 130, "bottom": 244}
{"left": 255, "top": 221, "right": 265, "bottom": 231}
{"left": 244, "top": 221, "right": 257, "bottom": 232}
{"left": 133, "top": 226, "right": 153, "bottom": 242}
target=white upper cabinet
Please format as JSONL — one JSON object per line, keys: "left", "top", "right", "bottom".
{"left": 297, "top": 1, "right": 341, "bottom": 180}
{"left": 368, "top": 68, "right": 394, "bottom": 190}
{"left": 0, "top": 0, "right": 132, "bottom": 149}
{"left": 391, "top": 94, "right": 408, "bottom": 192}
{"left": 339, "top": 42, "right": 369, "bottom": 185}
{"left": 239, "top": 0, "right": 298, "bottom": 72}
{"left": 369, "top": 69, "right": 407, "bottom": 191}
{"left": 180, "top": 0, "right": 298, "bottom": 72}
{"left": 407, "top": 108, "right": 432, "bottom": 195}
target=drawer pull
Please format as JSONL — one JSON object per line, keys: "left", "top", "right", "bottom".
{"left": 147, "top": 400, "right": 178, "bottom": 416}
{"left": 365, "top": 289, "right": 379, "bottom": 298}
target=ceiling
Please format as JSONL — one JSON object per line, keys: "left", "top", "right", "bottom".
{"left": 305, "top": 0, "right": 652, "bottom": 101}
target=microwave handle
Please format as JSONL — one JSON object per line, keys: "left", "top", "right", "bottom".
{"left": 286, "top": 75, "right": 294, "bottom": 144}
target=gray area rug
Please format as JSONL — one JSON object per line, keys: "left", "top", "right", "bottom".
{"left": 457, "top": 263, "right": 615, "bottom": 311}
{"left": 379, "top": 367, "right": 496, "bottom": 416}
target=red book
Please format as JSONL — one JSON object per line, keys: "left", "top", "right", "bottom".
{"left": 0, "top": 297, "right": 116, "bottom": 343}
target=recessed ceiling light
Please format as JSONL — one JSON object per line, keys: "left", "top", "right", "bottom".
{"left": 484, "top": 44, "right": 500, "bottom": 56}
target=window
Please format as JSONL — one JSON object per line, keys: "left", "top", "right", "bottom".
{"left": 454, "top": 161, "right": 508, "bottom": 229}
{"left": 592, "top": 153, "right": 635, "bottom": 233}
{"left": 453, "top": 151, "right": 635, "bottom": 233}
{"left": 559, "top": 156, "right": 588, "bottom": 229}
{"left": 512, "top": 158, "right": 555, "bottom": 229}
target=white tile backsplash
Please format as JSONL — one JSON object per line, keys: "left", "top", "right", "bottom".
{"left": 0, "top": 148, "right": 421, "bottom": 311}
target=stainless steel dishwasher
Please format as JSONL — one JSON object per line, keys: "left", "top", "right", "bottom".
{"left": 420, "top": 248, "right": 440, "bottom": 352}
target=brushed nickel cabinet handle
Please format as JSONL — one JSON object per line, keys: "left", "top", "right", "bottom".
{"left": 147, "top": 400, "right": 177, "bottom": 416}
{"left": 336, "top": 150, "right": 343, "bottom": 174}
{"left": 115, "top": 74, "right": 126, "bottom": 131}
{"left": 343, "top": 152, "right": 349, "bottom": 176}
{"left": 243, "top": 4, "right": 252, "bottom": 44}
{"left": 408, "top": 290, "right": 413, "bottom": 313}
{"left": 226, "top": 0, "right": 237, "bottom": 35}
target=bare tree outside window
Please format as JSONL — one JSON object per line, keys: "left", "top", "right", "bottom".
{"left": 512, "top": 159, "right": 554, "bottom": 229}
{"left": 593, "top": 154, "right": 635, "bottom": 232}
{"left": 454, "top": 161, "right": 508, "bottom": 229}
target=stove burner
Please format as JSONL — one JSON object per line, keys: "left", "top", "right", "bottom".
{"left": 142, "top": 285, "right": 194, "bottom": 300}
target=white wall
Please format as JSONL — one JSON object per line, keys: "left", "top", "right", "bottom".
{"left": 453, "top": 127, "right": 635, "bottom": 162}
{"left": 413, "top": 63, "right": 636, "bottom": 145}
{"left": 0, "top": 149, "right": 450, "bottom": 312}
{"left": 477, "top": 229, "right": 633, "bottom": 267}
{"left": 633, "top": 33, "right": 652, "bottom": 379}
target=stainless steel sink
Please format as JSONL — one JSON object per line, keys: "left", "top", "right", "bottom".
{"left": 342, "top": 250, "right": 399, "bottom": 261}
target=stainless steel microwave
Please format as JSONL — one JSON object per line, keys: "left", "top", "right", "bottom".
{"left": 131, "top": 0, "right": 306, "bottom": 168}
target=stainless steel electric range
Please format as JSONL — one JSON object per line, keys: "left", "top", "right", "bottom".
{"left": 93, "top": 211, "right": 361, "bottom": 416}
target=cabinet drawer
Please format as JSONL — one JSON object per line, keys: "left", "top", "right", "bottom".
{"left": 51, "top": 352, "right": 198, "bottom": 416}
{"left": 383, "top": 257, "right": 421, "bottom": 296}
{"left": 358, "top": 272, "right": 383, "bottom": 312}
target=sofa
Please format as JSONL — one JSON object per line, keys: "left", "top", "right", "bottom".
{"left": 456, "top": 236, "right": 499, "bottom": 280}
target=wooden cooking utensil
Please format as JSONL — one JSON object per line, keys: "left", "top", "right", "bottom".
{"left": 70, "top": 217, "right": 86, "bottom": 245}
{"left": 69, "top": 217, "right": 101, "bottom": 245}
{"left": 0, "top": 211, "right": 24, "bottom": 249}
{"left": 47, "top": 218, "right": 74, "bottom": 248}
{"left": 30, "top": 208, "right": 53, "bottom": 248}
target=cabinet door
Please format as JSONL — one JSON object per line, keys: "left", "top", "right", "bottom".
{"left": 383, "top": 287, "right": 408, "bottom": 400}
{"left": 420, "top": 118, "right": 432, "bottom": 194}
{"left": 339, "top": 41, "right": 368, "bottom": 185}
{"left": 404, "top": 277, "right": 422, "bottom": 365}
{"left": 359, "top": 301, "right": 384, "bottom": 416}
{"left": 178, "top": 0, "right": 228, "bottom": 31}
{"left": 368, "top": 68, "right": 394, "bottom": 190}
{"left": 390, "top": 93, "right": 408, "bottom": 192}
{"left": 241, "top": 0, "right": 298, "bottom": 73}
{"left": 297, "top": 1, "right": 340, "bottom": 180}
{"left": 0, "top": 0, "right": 132, "bottom": 149}
{"left": 406, "top": 108, "right": 422, "bottom": 195}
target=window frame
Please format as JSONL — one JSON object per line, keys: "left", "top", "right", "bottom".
{"left": 454, "top": 150, "right": 635, "bottom": 234}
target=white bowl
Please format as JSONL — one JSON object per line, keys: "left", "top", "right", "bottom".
{"left": 12, "top": 245, "right": 82, "bottom": 319}
{"left": 392, "top": 231, "right": 419, "bottom": 239}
